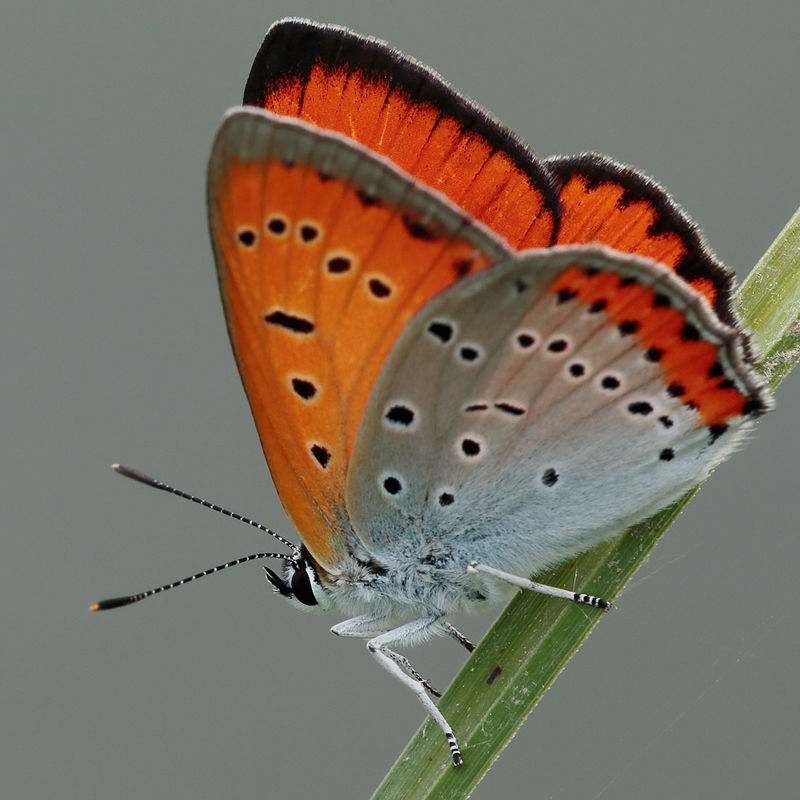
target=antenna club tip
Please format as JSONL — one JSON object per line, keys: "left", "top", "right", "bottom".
{"left": 112, "top": 464, "right": 158, "bottom": 487}
{"left": 113, "top": 464, "right": 138, "bottom": 478}
{"left": 91, "top": 596, "right": 135, "bottom": 610}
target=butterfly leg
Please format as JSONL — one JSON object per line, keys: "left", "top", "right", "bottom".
{"left": 467, "top": 562, "right": 611, "bottom": 610}
{"left": 443, "top": 621, "right": 475, "bottom": 652}
{"left": 381, "top": 650, "right": 442, "bottom": 697}
{"left": 329, "top": 612, "right": 392, "bottom": 640}
{"left": 331, "top": 615, "right": 442, "bottom": 695}
{"left": 332, "top": 614, "right": 463, "bottom": 766}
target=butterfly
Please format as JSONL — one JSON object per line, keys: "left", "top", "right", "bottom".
{"left": 95, "top": 18, "right": 772, "bottom": 767}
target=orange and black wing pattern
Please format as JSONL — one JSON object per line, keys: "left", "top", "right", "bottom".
{"left": 244, "top": 18, "right": 560, "bottom": 251}
{"left": 546, "top": 154, "right": 736, "bottom": 326}
{"left": 244, "top": 19, "right": 743, "bottom": 330}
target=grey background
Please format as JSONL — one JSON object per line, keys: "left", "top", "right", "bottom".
{"left": 3, "top": 1, "right": 799, "bottom": 798}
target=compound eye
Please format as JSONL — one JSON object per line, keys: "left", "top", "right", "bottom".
{"left": 290, "top": 564, "right": 318, "bottom": 606}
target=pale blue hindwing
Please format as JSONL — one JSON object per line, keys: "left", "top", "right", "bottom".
{"left": 345, "top": 247, "right": 757, "bottom": 579}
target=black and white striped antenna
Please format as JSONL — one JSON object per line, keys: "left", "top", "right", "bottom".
{"left": 90, "top": 465, "right": 300, "bottom": 612}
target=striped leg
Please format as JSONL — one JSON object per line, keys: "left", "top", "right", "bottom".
{"left": 332, "top": 614, "right": 463, "bottom": 766}
{"left": 467, "top": 562, "right": 611, "bottom": 610}
{"left": 443, "top": 621, "right": 475, "bottom": 652}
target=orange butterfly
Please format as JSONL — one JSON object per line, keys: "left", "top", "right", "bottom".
{"left": 95, "top": 19, "right": 771, "bottom": 766}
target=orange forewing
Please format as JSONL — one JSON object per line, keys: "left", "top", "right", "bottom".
{"left": 212, "top": 154, "right": 500, "bottom": 569}
{"left": 245, "top": 21, "right": 738, "bottom": 329}
{"left": 244, "top": 19, "right": 560, "bottom": 251}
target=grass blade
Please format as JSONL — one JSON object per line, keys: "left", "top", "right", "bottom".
{"left": 739, "top": 206, "right": 800, "bottom": 390}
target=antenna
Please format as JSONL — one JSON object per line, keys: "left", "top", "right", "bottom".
{"left": 91, "top": 552, "right": 292, "bottom": 610}
{"left": 111, "top": 464, "right": 299, "bottom": 554}
{"left": 91, "top": 465, "right": 301, "bottom": 611}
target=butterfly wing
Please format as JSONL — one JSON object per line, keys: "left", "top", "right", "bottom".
{"left": 243, "top": 18, "right": 560, "bottom": 250}
{"left": 217, "top": 22, "right": 771, "bottom": 576}
{"left": 345, "top": 246, "right": 771, "bottom": 572}
{"left": 245, "top": 21, "right": 747, "bottom": 328}
{"left": 207, "top": 108, "right": 511, "bottom": 571}
{"left": 547, "top": 154, "right": 737, "bottom": 324}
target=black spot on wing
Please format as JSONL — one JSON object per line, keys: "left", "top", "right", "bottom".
{"left": 327, "top": 256, "right": 352, "bottom": 273}
{"left": 385, "top": 405, "right": 415, "bottom": 426}
{"left": 311, "top": 445, "right": 330, "bottom": 468}
{"left": 743, "top": 396, "right": 767, "bottom": 416}
{"left": 494, "top": 402, "right": 525, "bottom": 416}
{"left": 618, "top": 320, "right": 640, "bottom": 336}
{"left": 266, "top": 216, "right": 287, "bottom": 235}
{"left": 460, "top": 438, "right": 481, "bottom": 457}
{"left": 541, "top": 468, "right": 559, "bottom": 487}
{"left": 402, "top": 215, "right": 442, "bottom": 241}
{"left": 453, "top": 258, "right": 474, "bottom": 279}
{"left": 568, "top": 363, "right": 585, "bottom": 377}
{"left": 516, "top": 332, "right": 536, "bottom": 349}
{"left": 653, "top": 293, "right": 671, "bottom": 308}
{"left": 368, "top": 278, "right": 392, "bottom": 298}
{"left": 383, "top": 476, "right": 402, "bottom": 495}
{"left": 428, "top": 321, "right": 454, "bottom": 343}
{"left": 709, "top": 423, "right": 728, "bottom": 442}
{"left": 680, "top": 322, "right": 700, "bottom": 341}
{"left": 356, "top": 189, "right": 382, "bottom": 207}
{"left": 265, "top": 311, "right": 315, "bottom": 334}
{"left": 645, "top": 347, "right": 663, "bottom": 362}
{"left": 601, "top": 375, "right": 620, "bottom": 390}
{"left": 588, "top": 299, "right": 607, "bottom": 314}
{"left": 299, "top": 224, "right": 319, "bottom": 243}
{"left": 667, "top": 383, "right": 685, "bottom": 398}
{"left": 236, "top": 228, "right": 257, "bottom": 247}
{"left": 292, "top": 378, "right": 317, "bottom": 399}
{"left": 458, "top": 345, "right": 481, "bottom": 362}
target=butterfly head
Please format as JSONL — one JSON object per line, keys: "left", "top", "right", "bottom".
{"left": 263, "top": 545, "right": 325, "bottom": 608}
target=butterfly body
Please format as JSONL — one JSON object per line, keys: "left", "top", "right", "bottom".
{"left": 204, "top": 19, "right": 773, "bottom": 766}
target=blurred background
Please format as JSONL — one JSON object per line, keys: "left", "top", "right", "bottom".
{"left": 2, "top": 1, "right": 798, "bottom": 798}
